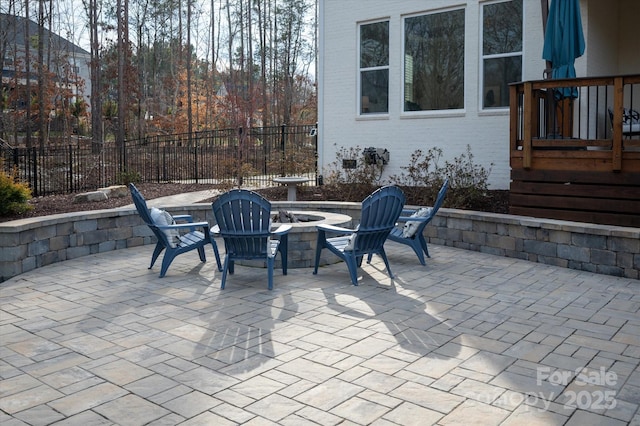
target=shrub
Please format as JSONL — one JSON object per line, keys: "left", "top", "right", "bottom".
{"left": 116, "top": 170, "right": 142, "bottom": 185}
{"left": 389, "top": 145, "right": 493, "bottom": 209}
{"left": 389, "top": 147, "right": 444, "bottom": 187}
{"left": 441, "top": 145, "right": 493, "bottom": 209}
{"left": 323, "top": 144, "right": 387, "bottom": 186}
{"left": 321, "top": 144, "right": 384, "bottom": 201}
{"left": 321, "top": 144, "right": 495, "bottom": 209}
{"left": 267, "top": 146, "right": 317, "bottom": 177}
{"left": 0, "top": 158, "right": 33, "bottom": 216}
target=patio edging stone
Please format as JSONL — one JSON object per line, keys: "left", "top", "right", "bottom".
{"left": 0, "top": 201, "right": 638, "bottom": 282}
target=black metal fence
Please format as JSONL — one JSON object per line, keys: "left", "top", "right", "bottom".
{"left": 1, "top": 124, "right": 318, "bottom": 196}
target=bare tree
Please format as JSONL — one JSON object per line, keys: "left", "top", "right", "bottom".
{"left": 24, "top": 0, "right": 32, "bottom": 149}
{"left": 116, "top": 0, "right": 127, "bottom": 165}
{"left": 4, "top": 0, "right": 318, "bottom": 146}
{"left": 37, "top": 0, "right": 47, "bottom": 151}
{"left": 82, "top": 0, "right": 103, "bottom": 152}
{"left": 187, "top": 0, "right": 193, "bottom": 141}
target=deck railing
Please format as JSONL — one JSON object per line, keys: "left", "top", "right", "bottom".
{"left": 510, "top": 74, "right": 640, "bottom": 170}
{"left": 509, "top": 75, "right": 640, "bottom": 227}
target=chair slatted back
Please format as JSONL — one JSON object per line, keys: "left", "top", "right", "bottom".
{"left": 431, "top": 179, "right": 449, "bottom": 218}
{"left": 130, "top": 184, "right": 153, "bottom": 225}
{"left": 355, "top": 186, "right": 406, "bottom": 253}
{"left": 130, "top": 183, "right": 174, "bottom": 247}
{"left": 213, "top": 189, "right": 272, "bottom": 259}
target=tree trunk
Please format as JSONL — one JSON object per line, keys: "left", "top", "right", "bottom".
{"left": 116, "top": 0, "right": 126, "bottom": 169}
{"left": 86, "top": 0, "right": 103, "bottom": 153}
{"left": 38, "top": 0, "right": 46, "bottom": 151}
{"left": 25, "top": 0, "right": 32, "bottom": 149}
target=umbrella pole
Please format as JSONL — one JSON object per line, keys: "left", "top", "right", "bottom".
{"left": 541, "top": 0, "right": 557, "bottom": 138}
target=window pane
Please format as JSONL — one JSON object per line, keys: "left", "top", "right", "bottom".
{"left": 360, "top": 21, "right": 389, "bottom": 68}
{"left": 483, "top": 0, "right": 522, "bottom": 55}
{"left": 404, "top": 9, "right": 465, "bottom": 111}
{"left": 361, "top": 69, "right": 389, "bottom": 113}
{"left": 483, "top": 56, "right": 522, "bottom": 108}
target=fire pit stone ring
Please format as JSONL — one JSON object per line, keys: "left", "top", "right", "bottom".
{"left": 236, "top": 209, "right": 352, "bottom": 269}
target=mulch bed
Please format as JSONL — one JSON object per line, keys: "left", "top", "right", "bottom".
{"left": 0, "top": 183, "right": 509, "bottom": 223}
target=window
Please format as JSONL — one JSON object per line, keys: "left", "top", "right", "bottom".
{"left": 359, "top": 20, "right": 389, "bottom": 114}
{"left": 482, "top": 0, "right": 523, "bottom": 109}
{"left": 403, "top": 9, "right": 465, "bottom": 112}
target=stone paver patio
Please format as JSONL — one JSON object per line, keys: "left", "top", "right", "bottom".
{"left": 1, "top": 242, "right": 639, "bottom": 425}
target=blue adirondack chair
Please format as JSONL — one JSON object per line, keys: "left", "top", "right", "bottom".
{"left": 129, "top": 183, "right": 222, "bottom": 277}
{"left": 386, "top": 179, "right": 449, "bottom": 265}
{"left": 211, "top": 189, "right": 291, "bottom": 290}
{"left": 313, "top": 185, "right": 406, "bottom": 285}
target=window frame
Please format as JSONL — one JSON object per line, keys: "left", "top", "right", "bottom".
{"left": 480, "top": 0, "right": 524, "bottom": 111}
{"left": 401, "top": 6, "right": 467, "bottom": 116}
{"left": 357, "top": 19, "right": 390, "bottom": 117}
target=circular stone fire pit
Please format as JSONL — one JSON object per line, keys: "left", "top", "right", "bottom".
{"left": 237, "top": 210, "right": 352, "bottom": 269}
{"left": 276, "top": 210, "right": 353, "bottom": 268}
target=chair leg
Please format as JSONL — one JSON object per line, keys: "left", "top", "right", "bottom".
{"left": 313, "top": 231, "right": 325, "bottom": 275}
{"left": 197, "top": 246, "right": 207, "bottom": 262}
{"left": 344, "top": 254, "right": 359, "bottom": 285}
{"left": 220, "top": 255, "right": 231, "bottom": 289}
{"left": 379, "top": 247, "right": 395, "bottom": 279}
{"left": 279, "top": 235, "right": 288, "bottom": 275}
{"left": 159, "top": 252, "right": 176, "bottom": 278}
{"left": 267, "top": 257, "right": 275, "bottom": 290}
{"left": 150, "top": 243, "right": 164, "bottom": 269}
{"left": 211, "top": 241, "right": 223, "bottom": 271}
{"left": 410, "top": 240, "right": 426, "bottom": 266}
{"left": 418, "top": 234, "right": 430, "bottom": 258}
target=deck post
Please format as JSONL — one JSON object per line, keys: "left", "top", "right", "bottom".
{"left": 509, "top": 84, "right": 518, "bottom": 152}
{"left": 523, "top": 81, "right": 533, "bottom": 169}
{"left": 612, "top": 77, "right": 623, "bottom": 172}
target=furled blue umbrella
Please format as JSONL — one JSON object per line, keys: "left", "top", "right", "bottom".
{"left": 542, "top": 0, "right": 585, "bottom": 99}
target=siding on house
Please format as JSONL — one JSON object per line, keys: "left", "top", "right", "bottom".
{"left": 0, "top": 13, "right": 91, "bottom": 111}
{"left": 319, "top": 0, "right": 552, "bottom": 190}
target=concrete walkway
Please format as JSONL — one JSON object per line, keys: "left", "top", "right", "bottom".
{"left": 1, "top": 237, "right": 639, "bottom": 425}
{"left": 118, "top": 189, "right": 224, "bottom": 209}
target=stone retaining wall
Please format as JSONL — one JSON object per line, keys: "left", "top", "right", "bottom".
{"left": 1, "top": 202, "right": 638, "bottom": 282}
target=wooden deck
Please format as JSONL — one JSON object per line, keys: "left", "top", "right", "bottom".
{"left": 510, "top": 75, "right": 640, "bottom": 228}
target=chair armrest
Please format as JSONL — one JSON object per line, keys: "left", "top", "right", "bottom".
{"left": 396, "top": 215, "right": 430, "bottom": 224}
{"left": 271, "top": 224, "right": 292, "bottom": 235}
{"left": 316, "top": 224, "right": 355, "bottom": 234}
{"left": 155, "top": 221, "right": 210, "bottom": 231}
{"left": 172, "top": 214, "right": 194, "bottom": 223}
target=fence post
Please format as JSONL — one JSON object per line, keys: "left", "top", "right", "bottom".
{"left": 280, "top": 123, "right": 286, "bottom": 176}
{"left": 162, "top": 145, "right": 167, "bottom": 182}
{"left": 194, "top": 137, "right": 199, "bottom": 184}
{"left": 31, "top": 148, "right": 38, "bottom": 196}
{"left": 68, "top": 145, "right": 73, "bottom": 193}
{"left": 314, "top": 123, "right": 321, "bottom": 185}
{"left": 238, "top": 127, "right": 243, "bottom": 186}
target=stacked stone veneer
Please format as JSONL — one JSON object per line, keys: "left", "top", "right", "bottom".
{"left": 425, "top": 209, "right": 640, "bottom": 279}
{"left": 0, "top": 201, "right": 638, "bottom": 282}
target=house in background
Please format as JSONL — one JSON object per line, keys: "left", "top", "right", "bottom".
{"left": 1, "top": 13, "right": 91, "bottom": 121}
{"left": 317, "top": 0, "right": 640, "bottom": 190}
